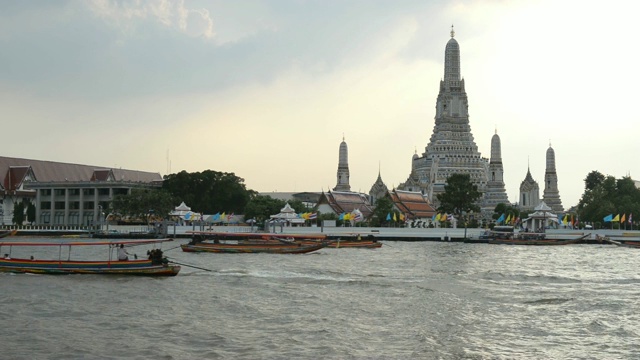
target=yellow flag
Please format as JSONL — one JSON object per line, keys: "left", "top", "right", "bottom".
{"left": 612, "top": 214, "right": 620, "bottom": 222}
{"left": 435, "top": 213, "right": 441, "bottom": 221}
{"left": 393, "top": 213, "right": 397, "bottom": 221}
{"left": 562, "top": 214, "right": 568, "bottom": 224}
{"left": 400, "top": 213, "right": 405, "bottom": 221}
{"left": 506, "top": 214, "right": 511, "bottom": 224}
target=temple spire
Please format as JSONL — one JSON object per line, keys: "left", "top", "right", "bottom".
{"left": 450, "top": 24, "right": 455, "bottom": 38}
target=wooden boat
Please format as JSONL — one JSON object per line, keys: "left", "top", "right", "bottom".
{"left": 181, "top": 242, "right": 327, "bottom": 254}
{"left": 183, "top": 231, "right": 329, "bottom": 254}
{"left": 0, "top": 239, "right": 180, "bottom": 276}
{"left": 92, "top": 230, "right": 158, "bottom": 239}
{"left": 599, "top": 236, "right": 640, "bottom": 248}
{"left": 488, "top": 233, "right": 590, "bottom": 246}
{"left": 0, "top": 229, "right": 17, "bottom": 239}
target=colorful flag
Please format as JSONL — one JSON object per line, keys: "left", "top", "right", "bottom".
{"left": 339, "top": 213, "right": 345, "bottom": 220}
{"left": 435, "top": 213, "right": 441, "bottom": 221}
{"left": 621, "top": 214, "right": 626, "bottom": 223}
{"left": 612, "top": 214, "right": 620, "bottom": 222}
{"left": 629, "top": 213, "right": 633, "bottom": 224}
{"left": 562, "top": 214, "right": 568, "bottom": 224}
{"left": 506, "top": 214, "right": 511, "bottom": 224}
{"left": 385, "top": 213, "right": 391, "bottom": 221}
{"left": 393, "top": 213, "right": 397, "bottom": 221}
{"left": 603, "top": 214, "right": 613, "bottom": 222}
{"left": 432, "top": 214, "right": 437, "bottom": 221}
{"left": 497, "top": 213, "right": 505, "bottom": 224}
{"left": 399, "top": 213, "right": 405, "bottom": 221}
{"left": 309, "top": 212, "right": 317, "bottom": 220}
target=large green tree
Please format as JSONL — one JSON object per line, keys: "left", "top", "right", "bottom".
{"left": 26, "top": 203, "right": 36, "bottom": 224}
{"left": 578, "top": 173, "right": 640, "bottom": 226}
{"left": 12, "top": 202, "right": 25, "bottom": 226}
{"left": 111, "top": 188, "right": 175, "bottom": 220}
{"left": 436, "top": 173, "right": 482, "bottom": 221}
{"left": 243, "top": 195, "right": 308, "bottom": 223}
{"left": 163, "top": 170, "right": 256, "bottom": 214}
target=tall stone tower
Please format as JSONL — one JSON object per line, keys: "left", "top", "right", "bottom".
{"left": 399, "top": 26, "right": 488, "bottom": 210}
{"left": 333, "top": 136, "right": 351, "bottom": 191}
{"left": 542, "top": 144, "right": 563, "bottom": 212}
{"left": 482, "top": 131, "right": 510, "bottom": 212}
{"left": 519, "top": 165, "right": 540, "bottom": 212}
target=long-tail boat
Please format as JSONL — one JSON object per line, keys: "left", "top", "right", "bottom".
{"left": 182, "top": 231, "right": 329, "bottom": 254}
{"left": 0, "top": 229, "right": 17, "bottom": 239}
{"left": 488, "top": 233, "right": 590, "bottom": 246}
{"left": 0, "top": 239, "right": 180, "bottom": 276}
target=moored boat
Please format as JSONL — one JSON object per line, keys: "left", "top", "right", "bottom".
{"left": 0, "top": 239, "right": 180, "bottom": 276}
{"left": 488, "top": 233, "right": 590, "bottom": 246}
{"left": 0, "top": 229, "right": 17, "bottom": 239}
{"left": 183, "top": 231, "right": 329, "bottom": 254}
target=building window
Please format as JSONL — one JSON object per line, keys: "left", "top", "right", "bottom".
{"left": 42, "top": 189, "right": 52, "bottom": 196}
{"left": 55, "top": 202, "right": 65, "bottom": 210}
{"left": 98, "top": 188, "right": 110, "bottom": 196}
{"left": 40, "top": 211, "right": 51, "bottom": 224}
{"left": 84, "top": 202, "right": 95, "bottom": 210}
{"left": 54, "top": 189, "right": 66, "bottom": 196}
{"left": 69, "top": 202, "right": 80, "bottom": 210}
{"left": 68, "top": 211, "right": 80, "bottom": 225}
{"left": 69, "top": 189, "right": 80, "bottom": 196}
{"left": 83, "top": 189, "right": 95, "bottom": 196}
{"left": 41, "top": 201, "right": 51, "bottom": 209}
{"left": 53, "top": 211, "right": 65, "bottom": 225}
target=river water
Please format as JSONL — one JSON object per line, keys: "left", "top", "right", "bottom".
{"left": 2, "top": 239, "right": 639, "bottom": 359}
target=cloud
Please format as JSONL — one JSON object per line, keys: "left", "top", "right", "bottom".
{"left": 87, "top": 0, "right": 214, "bottom": 38}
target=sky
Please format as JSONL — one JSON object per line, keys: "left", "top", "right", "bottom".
{"left": 2, "top": 0, "right": 640, "bottom": 209}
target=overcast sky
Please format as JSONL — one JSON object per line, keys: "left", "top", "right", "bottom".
{"left": 2, "top": 0, "right": 639, "bottom": 208}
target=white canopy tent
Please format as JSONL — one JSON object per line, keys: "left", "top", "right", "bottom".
{"left": 521, "top": 201, "right": 559, "bottom": 231}
{"left": 270, "top": 203, "right": 305, "bottom": 225}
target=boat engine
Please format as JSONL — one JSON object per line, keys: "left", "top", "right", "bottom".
{"left": 147, "top": 249, "right": 166, "bottom": 265}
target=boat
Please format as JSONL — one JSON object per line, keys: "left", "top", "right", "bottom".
{"left": 598, "top": 236, "right": 640, "bottom": 248}
{"left": 488, "top": 233, "right": 591, "bottom": 246}
{"left": 187, "top": 231, "right": 382, "bottom": 249}
{"left": 0, "top": 239, "right": 180, "bottom": 276}
{"left": 182, "top": 231, "right": 329, "bottom": 254}
{"left": 0, "top": 229, "right": 17, "bottom": 239}
{"left": 92, "top": 229, "right": 159, "bottom": 239}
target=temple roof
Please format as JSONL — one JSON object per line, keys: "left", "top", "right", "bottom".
{"left": 388, "top": 189, "right": 436, "bottom": 219}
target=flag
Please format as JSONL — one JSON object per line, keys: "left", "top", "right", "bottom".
{"left": 221, "top": 212, "right": 226, "bottom": 220}
{"left": 432, "top": 214, "right": 437, "bottom": 221}
{"left": 447, "top": 214, "right": 454, "bottom": 221}
{"left": 506, "top": 214, "right": 511, "bottom": 224}
{"left": 629, "top": 213, "right": 633, "bottom": 224}
{"left": 354, "top": 212, "right": 363, "bottom": 222}
{"left": 435, "top": 213, "right": 441, "bottom": 221}
{"left": 213, "top": 212, "right": 220, "bottom": 221}
{"left": 571, "top": 214, "right": 574, "bottom": 226}
{"left": 386, "top": 213, "right": 391, "bottom": 221}
{"left": 393, "top": 213, "right": 397, "bottom": 221}
{"left": 497, "top": 213, "right": 505, "bottom": 224}
{"left": 603, "top": 214, "right": 613, "bottom": 222}
{"left": 339, "top": 213, "right": 345, "bottom": 220}
{"left": 308, "top": 212, "right": 317, "bottom": 220}
{"left": 612, "top": 214, "right": 620, "bottom": 222}
{"left": 621, "top": 214, "right": 626, "bottom": 223}
{"left": 344, "top": 213, "right": 351, "bottom": 221}
{"left": 399, "top": 213, "right": 405, "bottom": 221}
{"left": 228, "top": 212, "right": 233, "bottom": 222}
{"left": 562, "top": 214, "right": 568, "bottom": 224}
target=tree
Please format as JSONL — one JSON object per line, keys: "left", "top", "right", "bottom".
{"left": 437, "top": 174, "right": 482, "bottom": 222}
{"left": 26, "top": 203, "right": 36, "bottom": 224}
{"left": 163, "top": 170, "right": 256, "bottom": 214}
{"left": 578, "top": 173, "right": 640, "bottom": 225}
{"left": 584, "top": 171, "right": 605, "bottom": 191}
{"left": 111, "top": 188, "right": 175, "bottom": 221}
{"left": 244, "top": 195, "right": 287, "bottom": 223}
{"left": 371, "top": 196, "right": 394, "bottom": 227}
{"left": 12, "top": 202, "right": 25, "bottom": 226}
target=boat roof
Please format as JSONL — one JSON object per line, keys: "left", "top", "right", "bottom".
{"left": 187, "top": 231, "right": 327, "bottom": 239}
{"left": 0, "top": 238, "right": 174, "bottom": 247}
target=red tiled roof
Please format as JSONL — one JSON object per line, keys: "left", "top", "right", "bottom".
{"left": 389, "top": 190, "right": 435, "bottom": 219}
{"left": 318, "top": 191, "right": 373, "bottom": 218}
